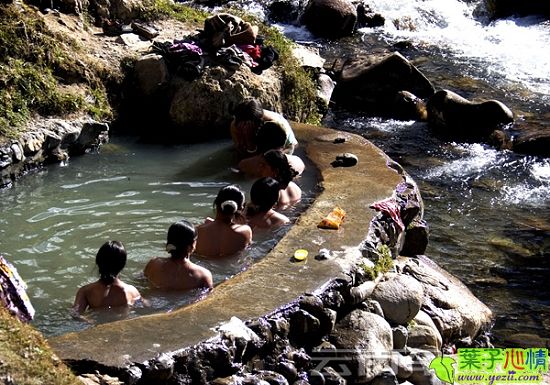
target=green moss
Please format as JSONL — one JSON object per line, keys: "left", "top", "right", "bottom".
{"left": 360, "top": 244, "right": 395, "bottom": 281}
{"left": 0, "top": 307, "right": 79, "bottom": 384}
{"left": 0, "top": 3, "right": 113, "bottom": 140}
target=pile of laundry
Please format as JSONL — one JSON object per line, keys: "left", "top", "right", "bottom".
{"left": 151, "top": 13, "right": 279, "bottom": 81}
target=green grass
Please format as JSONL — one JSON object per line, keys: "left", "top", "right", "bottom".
{"left": 360, "top": 244, "right": 395, "bottom": 280}
{"left": 0, "top": 3, "right": 113, "bottom": 141}
{"left": 0, "top": 307, "right": 79, "bottom": 385}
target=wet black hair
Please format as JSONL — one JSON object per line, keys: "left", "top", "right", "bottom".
{"left": 166, "top": 220, "right": 197, "bottom": 259}
{"left": 262, "top": 149, "right": 298, "bottom": 188}
{"left": 256, "top": 120, "right": 286, "bottom": 153}
{"left": 249, "top": 177, "right": 281, "bottom": 214}
{"left": 96, "top": 240, "right": 127, "bottom": 285}
{"left": 233, "top": 98, "right": 263, "bottom": 124}
{"left": 214, "top": 184, "right": 246, "bottom": 218}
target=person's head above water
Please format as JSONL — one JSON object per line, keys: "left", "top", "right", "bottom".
{"left": 233, "top": 98, "right": 263, "bottom": 125}
{"left": 96, "top": 240, "right": 127, "bottom": 285}
{"left": 250, "top": 177, "right": 281, "bottom": 213}
{"left": 214, "top": 184, "right": 246, "bottom": 216}
{"left": 166, "top": 220, "right": 197, "bottom": 259}
{"left": 256, "top": 120, "right": 287, "bottom": 153}
{"left": 262, "top": 149, "right": 298, "bottom": 188}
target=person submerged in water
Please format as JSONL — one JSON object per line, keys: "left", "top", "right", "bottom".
{"left": 230, "top": 98, "right": 298, "bottom": 157}
{"left": 144, "top": 220, "right": 213, "bottom": 291}
{"left": 246, "top": 177, "right": 290, "bottom": 229}
{"left": 237, "top": 120, "right": 305, "bottom": 177}
{"left": 73, "top": 240, "right": 141, "bottom": 315}
{"left": 261, "top": 149, "right": 302, "bottom": 209}
{"left": 195, "top": 185, "right": 253, "bottom": 258}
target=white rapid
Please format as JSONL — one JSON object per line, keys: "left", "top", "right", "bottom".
{"left": 361, "top": 0, "right": 550, "bottom": 96}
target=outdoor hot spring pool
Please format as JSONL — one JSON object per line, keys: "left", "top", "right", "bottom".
{"left": 0, "top": 137, "right": 317, "bottom": 337}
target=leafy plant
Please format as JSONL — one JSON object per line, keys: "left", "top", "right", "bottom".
{"left": 360, "top": 244, "right": 394, "bottom": 281}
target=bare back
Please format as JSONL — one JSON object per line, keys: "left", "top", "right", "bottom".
{"left": 144, "top": 257, "right": 213, "bottom": 291}
{"left": 73, "top": 279, "right": 141, "bottom": 314}
{"left": 247, "top": 209, "right": 289, "bottom": 230}
{"left": 195, "top": 220, "right": 252, "bottom": 258}
{"left": 277, "top": 181, "right": 302, "bottom": 209}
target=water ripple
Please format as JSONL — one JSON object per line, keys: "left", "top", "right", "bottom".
{"left": 61, "top": 176, "right": 128, "bottom": 189}
{"left": 27, "top": 199, "right": 147, "bottom": 223}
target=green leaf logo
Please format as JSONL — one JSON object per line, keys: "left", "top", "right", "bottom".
{"left": 429, "top": 356, "right": 456, "bottom": 384}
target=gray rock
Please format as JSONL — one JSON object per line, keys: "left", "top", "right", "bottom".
{"left": 321, "top": 367, "right": 346, "bottom": 385}
{"left": 389, "top": 352, "right": 413, "bottom": 380}
{"left": 407, "top": 311, "right": 442, "bottom": 352}
{"left": 401, "top": 219, "right": 429, "bottom": 257}
{"left": 10, "top": 143, "right": 23, "bottom": 162}
{"left": 426, "top": 89, "right": 514, "bottom": 139}
{"left": 301, "top": 0, "right": 357, "bottom": 38}
{"left": 317, "top": 74, "right": 336, "bottom": 112}
{"left": 397, "top": 256, "right": 493, "bottom": 342}
{"left": 371, "top": 274, "right": 424, "bottom": 325}
{"left": 392, "top": 326, "right": 408, "bottom": 350}
{"left": 407, "top": 349, "right": 442, "bottom": 385}
{"left": 330, "top": 310, "right": 393, "bottom": 383}
{"left": 371, "top": 368, "right": 398, "bottom": 385}
{"left": 392, "top": 90, "right": 428, "bottom": 121}
{"left": 134, "top": 54, "right": 169, "bottom": 96}
{"left": 169, "top": 66, "right": 283, "bottom": 140}
{"left": 331, "top": 52, "right": 435, "bottom": 116}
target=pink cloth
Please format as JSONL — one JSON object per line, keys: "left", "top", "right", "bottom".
{"left": 369, "top": 197, "right": 405, "bottom": 231}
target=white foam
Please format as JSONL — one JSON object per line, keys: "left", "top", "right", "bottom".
{"left": 361, "top": 0, "right": 550, "bottom": 94}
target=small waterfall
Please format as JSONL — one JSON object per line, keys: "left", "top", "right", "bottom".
{"left": 361, "top": 0, "right": 550, "bottom": 95}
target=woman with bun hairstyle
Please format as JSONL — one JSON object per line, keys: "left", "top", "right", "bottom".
{"left": 73, "top": 240, "right": 141, "bottom": 315}
{"left": 261, "top": 149, "right": 302, "bottom": 208}
{"left": 195, "top": 185, "right": 253, "bottom": 258}
{"left": 144, "top": 220, "right": 213, "bottom": 291}
{"left": 246, "top": 177, "right": 290, "bottom": 229}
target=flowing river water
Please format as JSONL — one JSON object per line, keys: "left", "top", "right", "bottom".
{"left": 309, "top": 0, "right": 550, "bottom": 344}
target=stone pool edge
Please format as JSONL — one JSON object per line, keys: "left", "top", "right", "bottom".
{"left": 48, "top": 123, "right": 494, "bottom": 384}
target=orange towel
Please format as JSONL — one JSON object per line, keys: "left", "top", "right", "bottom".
{"left": 318, "top": 207, "right": 346, "bottom": 229}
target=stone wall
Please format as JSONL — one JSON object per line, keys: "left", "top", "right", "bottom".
{"left": 0, "top": 118, "right": 108, "bottom": 188}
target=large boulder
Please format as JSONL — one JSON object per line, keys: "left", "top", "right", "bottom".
{"left": 370, "top": 273, "right": 424, "bottom": 325}
{"left": 329, "top": 310, "right": 393, "bottom": 383}
{"left": 330, "top": 52, "right": 435, "bottom": 117}
{"left": 396, "top": 256, "right": 493, "bottom": 342}
{"left": 426, "top": 89, "right": 514, "bottom": 140}
{"left": 169, "top": 66, "right": 283, "bottom": 141}
{"left": 300, "top": 0, "right": 357, "bottom": 39}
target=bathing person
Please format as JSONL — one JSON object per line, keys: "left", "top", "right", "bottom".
{"left": 246, "top": 177, "right": 290, "bottom": 229}
{"left": 261, "top": 149, "right": 302, "bottom": 208}
{"left": 73, "top": 241, "right": 141, "bottom": 315}
{"left": 237, "top": 120, "right": 305, "bottom": 177}
{"left": 230, "top": 98, "right": 297, "bottom": 156}
{"left": 144, "top": 220, "right": 213, "bottom": 291}
{"left": 195, "top": 185, "right": 253, "bottom": 258}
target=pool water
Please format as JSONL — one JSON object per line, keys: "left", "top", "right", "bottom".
{"left": 0, "top": 137, "right": 317, "bottom": 336}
